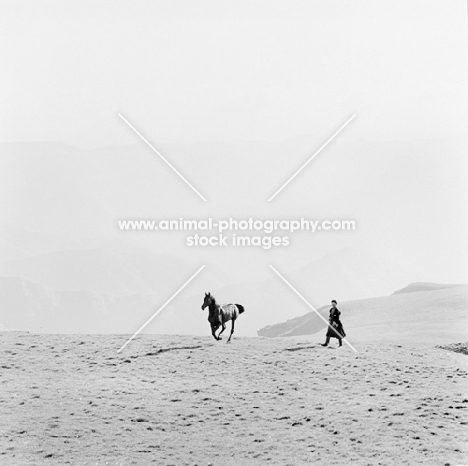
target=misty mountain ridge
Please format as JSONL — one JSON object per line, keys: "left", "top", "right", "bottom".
{"left": 1, "top": 135, "right": 467, "bottom": 338}
{"left": 392, "top": 282, "right": 466, "bottom": 295}
{"left": 0, "top": 244, "right": 438, "bottom": 337}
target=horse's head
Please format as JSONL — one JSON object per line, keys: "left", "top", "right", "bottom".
{"left": 201, "top": 292, "right": 212, "bottom": 310}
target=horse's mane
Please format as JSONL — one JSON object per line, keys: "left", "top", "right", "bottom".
{"left": 209, "top": 294, "right": 218, "bottom": 307}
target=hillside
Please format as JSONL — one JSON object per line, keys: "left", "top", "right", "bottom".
{"left": 258, "top": 284, "right": 468, "bottom": 346}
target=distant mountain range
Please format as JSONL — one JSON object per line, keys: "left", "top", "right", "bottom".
{"left": 1, "top": 136, "right": 466, "bottom": 339}
{"left": 3, "top": 248, "right": 218, "bottom": 296}
{"left": 391, "top": 282, "right": 465, "bottom": 295}
{"left": 0, "top": 276, "right": 154, "bottom": 333}
{"left": 257, "top": 283, "right": 468, "bottom": 346}
{"left": 287, "top": 247, "right": 417, "bottom": 304}
{"left": 0, "top": 243, "right": 436, "bottom": 337}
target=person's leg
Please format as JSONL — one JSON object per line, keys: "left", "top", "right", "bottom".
{"left": 338, "top": 338, "right": 342, "bottom": 347}
{"left": 321, "top": 336, "right": 330, "bottom": 347}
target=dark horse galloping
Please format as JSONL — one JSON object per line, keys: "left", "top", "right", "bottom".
{"left": 201, "top": 292, "right": 245, "bottom": 342}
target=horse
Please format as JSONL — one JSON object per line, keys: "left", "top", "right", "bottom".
{"left": 201, "top": 292, "right": 245, "bottom": 342}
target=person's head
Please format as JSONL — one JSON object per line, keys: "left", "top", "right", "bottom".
{"left": 331, "top": 300, "right": 337, "bottom": 308}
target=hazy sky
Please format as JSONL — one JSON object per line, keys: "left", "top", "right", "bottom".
{"left": 1, "top": 0, "right": 467, "bottom": 147}
{"left": 1, "top": 0, "right": 467, "bottom": 291}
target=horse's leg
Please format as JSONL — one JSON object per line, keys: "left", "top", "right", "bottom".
{"left": 211, "top": 324, "right": 219, "bottom": 341}
{"left": 227, "top": 319, "right": 235, "bottom": 343}
{"left": 217, "top": 322, "right": 226, "bottom": 340}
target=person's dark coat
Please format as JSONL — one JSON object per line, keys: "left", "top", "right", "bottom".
{"left": 326, "top": 307, "right": 346, "bottom": 339}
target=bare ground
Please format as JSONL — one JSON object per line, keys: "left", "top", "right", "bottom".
{"left": 1, "top": 332, "right": 467, "bottom": 466}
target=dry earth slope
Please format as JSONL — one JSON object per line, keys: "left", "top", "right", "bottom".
{"left": 0, "top": 332, "right": 467, "bottom": 466}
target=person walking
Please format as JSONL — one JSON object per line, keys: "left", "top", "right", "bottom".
{"left": 321, "top": 300, "right": 346, "bottom": 347}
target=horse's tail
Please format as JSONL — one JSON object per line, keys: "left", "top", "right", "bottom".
{"left": 236, "top": 304, "right": 245, "bottom": 314}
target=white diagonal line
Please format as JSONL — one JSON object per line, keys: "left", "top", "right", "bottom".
{"left": 118, "top": 113, "right": 207, "bottom": 202}
{"left": 268, "top": 114, "right": 356, "bottom": 201}
{"left": 117, "top": 265, "right": 206, "bottom": 353}
{"left": 269, "top": 265, "right": 358, "bottom": 352}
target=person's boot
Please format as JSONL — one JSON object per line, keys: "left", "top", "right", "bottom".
{"left": 321, "top": 337, "right": 330, "bottom": 347}
{"left": 338, "top": 339, "right": 342, "bottom": 347}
